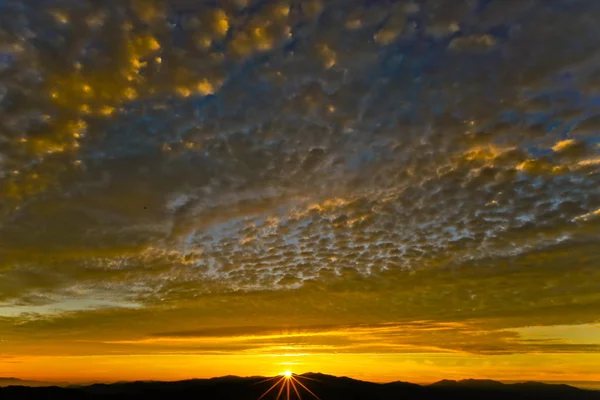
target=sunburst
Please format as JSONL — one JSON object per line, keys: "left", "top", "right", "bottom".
{"left": 256, "top": 371, "right": 322, "bottom": 400}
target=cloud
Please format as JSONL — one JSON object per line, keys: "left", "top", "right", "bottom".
{"left": 0, "top": 0, "right": 599, "bottom": 369}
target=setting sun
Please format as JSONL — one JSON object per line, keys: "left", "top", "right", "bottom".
{"left": 259, "top": 372, "right": 321, "bottom": 400}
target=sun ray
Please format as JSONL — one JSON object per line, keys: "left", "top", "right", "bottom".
{"left": 294, "top": 375, "right": 322, "bottom": 383}
{"left": 293, "top": 377, "right": 322, "bottom": 400}
{"left": 290, "top": 378, "right": 303, "bottom": 400}
{"left": 254, "top": 375, "right": 281, "bottom": 385}
{"left": 257, "top": 372, "right": 322, "bottom": 400}
{"left": 258, "top": 376, "right": 286, "bottom": 400}
{"left": 275, "top": 376, "right": 287, "bottom": 400}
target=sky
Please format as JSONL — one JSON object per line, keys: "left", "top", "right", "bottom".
{"left": 1, "top": 0, "right": 600, "bottom": 387}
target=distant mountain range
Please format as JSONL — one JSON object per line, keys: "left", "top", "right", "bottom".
{"left": 1, "top": 373, "right": 599, "bottom": 399}
{"left": 0, "top": 377, "right": 68, "bottom": 387}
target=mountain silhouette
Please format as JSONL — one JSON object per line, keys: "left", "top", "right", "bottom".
{"left": 0, "top": 377, "right": 68, "bottom": 387}
{"left": 1, "top": 374, "right": 599, "bottom": 399}
{"left": 430, "top": 378, "right": 507, "bottom": 388}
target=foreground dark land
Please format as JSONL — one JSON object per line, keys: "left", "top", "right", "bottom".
{"left": 2, "top": 374, "right": 600, "bottom": 400}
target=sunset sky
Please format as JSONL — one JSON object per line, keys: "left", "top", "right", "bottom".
{"left": 1, "top": 0, "right": 600, "bottom": 387}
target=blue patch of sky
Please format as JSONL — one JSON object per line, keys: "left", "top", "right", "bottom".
{"left": 0, "top": 52, "right": 13, "bottom": 64}
{"left": 197, "top": 216, "right": 249, "bottom": 245}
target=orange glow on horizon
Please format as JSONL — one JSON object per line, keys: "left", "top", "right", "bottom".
{"left": 2, "top": 352, "right": 600, "bottom": 387}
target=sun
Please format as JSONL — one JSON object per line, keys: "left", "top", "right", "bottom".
{"left": 283, "top": 370, "right": 293, "bottom": 378}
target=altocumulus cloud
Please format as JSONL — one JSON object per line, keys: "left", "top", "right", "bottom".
{"left": 0, "top": 0, "right": 599, "bottom": 360}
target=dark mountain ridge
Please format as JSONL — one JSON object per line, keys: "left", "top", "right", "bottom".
{"left": 2, "top": 374, "right": 599, "bottom": 399}
{"left": 0, "top": 377, "right": 67, "bottom": 387}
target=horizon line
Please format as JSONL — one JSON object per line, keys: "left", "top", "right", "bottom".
{"left": 3, "top": 373, "right": 600, "bottom": 390}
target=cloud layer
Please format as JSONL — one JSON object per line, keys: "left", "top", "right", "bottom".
{"left": 0, "top": 0, "right": 599, "bottom": 373}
